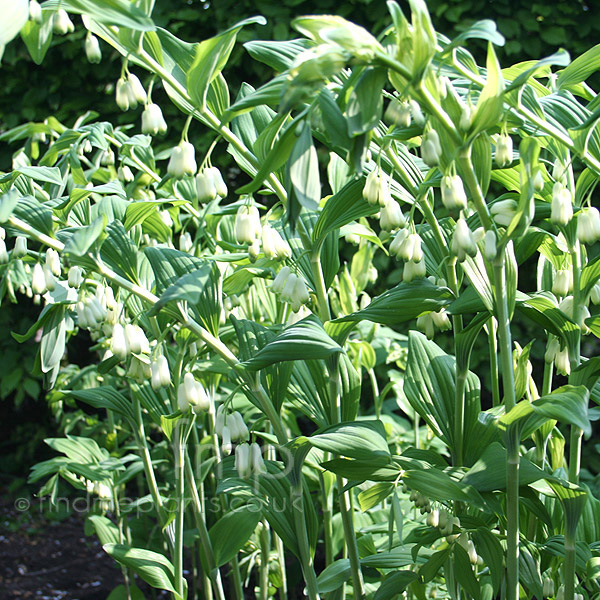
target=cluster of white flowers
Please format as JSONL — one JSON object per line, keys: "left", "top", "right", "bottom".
{"left": 235, "top": 442, "right": 266, "bottom": 478}
{"left": 271, "top": 266, "right": 311, "bottom": 312}
{"left": 116, "top": 72, "right": 147, "bottom": 111}
{"left": 417, "top": 308, "right": 451, "bottom": 340}
{"left": 150, "top": 355, "right": 171, "bottom": 390}
{"left": 111, "top": 322, "right": 149, "bottom": 358}
{"left": 53, "top": 9, "right": 74, "bottom": 35}
{"left": 177, "top": 372, "right": 211, "bottom": 413}
{"left": 196, "top": 167, "right": 228, "bottom": 203}
{"left": 389, "top": 230, "right": 426, "bottom": 282}
{"left": 215, "top": 405, "right": 250, "bottom": 455}
{"left": 545, "top": 339, "right": 571, "bottom": 376}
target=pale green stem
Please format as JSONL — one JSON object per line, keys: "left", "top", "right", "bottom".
{"left": 276, "top": 534, "right": 288, "bottom": 600}
{"left": 569, "top": 244, "right": 583, "bottom": 484}
{"left": 453, "top": 370, "right": 467, "bottom": 467}
{"left": 329, "top": 369, "right": 366, "bottom": 600}
{"left": 457, "top": 146, "right": 494, "bottom": 230}
{"left": 174, "top": 428, "right": 186, "bottom": 598}
{"left": 184, "top": 459, "right": 226, "bottom": 600}
{"left": 311, "top": 249, "right": 331, "bottom": 322}
{"left": 564, "top": 532, "right": 577, "bottom": 600}
{"left": 259, "top": 521, "right": 271, "bottom": 600}
{"left": 493, "top": 256, "right": 519, "bottom": 600}
{"left": 292, "top": 480, "right": 321, "bottom": 600}
{"left": 487, "top": 317, "right": 501, "bottom": 407}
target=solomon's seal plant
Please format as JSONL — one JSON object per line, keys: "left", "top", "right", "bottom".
{"left": 1, "top": 1, "right": 600, "bottom": 600}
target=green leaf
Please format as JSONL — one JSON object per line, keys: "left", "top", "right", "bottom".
{"left": 149, "top": 262, "right": 214, "bottom": 314}
{"left": 453, "top": 545, "right": 481, "bottom": 600}
{"left": 312, "top": 179, "right": 378, "bottom": 246}
{"left": 63, "top": 216, "right": 106, "bottom": 257}
{"left": 557, "top": 43, "right": 600, "bottom": 89}
{"left": 316, "top": 559, "right": 351, "bottom": 594}
{"left": 20, "top": 12, "right": 54, "bottom": 65}
{"left": 88, "top": 515, "right": 120, "bottom": 546}
{"left": 443, "top": 20, "right": 505, "bottom": 53}
{"left": 145, "top": 246, "right": 205, "bottom": 294}
{"left": 160, "top": 411, "right": 183, "bottom": 442}
{"left": 65, "top": 387, "right": 136, "bottom": 425}
{"left": 505, "top": 50, "right": 570, "bottom": 92}
{"left": 60, "top": 0, "right": 155, "bottom": 31}
{"left": 287, "top": 123, "right": 321, "bottom": 211}
{"left": 187, "top": 17, "right": 265, "bottom": 110}
{"left": 0, "top": 189, "right": 19, "bottom": 222}
{"left": 408, "top": 0, "right": 436, "bottom": 80}
{"left": 209, "top": 506, "right": 262, "bottom": 567}
{"left": 244, "top": 38, "right": 310, "bottom": 72}
{"left": 346, "top": 67, "right": 386, "bottom": 137}
{"left": 499, "top": 385, "right": 590, "bottom": 436}
{"left": 103, "top": 544, "right": 181, "bottom": 598}
{"left": 335, "top": 279, "right": 453, "bottom": 325}
{"left": 403, "top": 468, "right": 473, "bottom": 503}
{"left": 471, "top": 43, "right": 504, "bottom": 137}
{"left": 242, "top": 315, "right": 343, "bottom": 370}
{"left": 374, "top": 570, "right": 418, "bottom": 600}
{"left": 307, "top": 420, "right": 391, "bottom": 461}
{"left": 358, "top": 482, "right": 394, "bottom": 511}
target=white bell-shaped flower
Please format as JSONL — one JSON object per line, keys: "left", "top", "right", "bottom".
{"left": 451, "top": 218, "right": 477, "bottom": 262}
{"left": 441, "top": 175, "right": 467, "bottom": 211}
{"left": 495, "top": 133, "right": 513, "bottom": 167}
{"left": 490, "top": 199, "right": 517, "bottom": 227}
{"left": 168, "top": 141, "right": 197, "bottom": 178}
{"left": 195, "top": 169, "right": 218, "bottom": 204}
{"left": 31, "top": 263, "right": 47, "bottom": 295}
{"left": 551, "top": 182, "right": 573, "bottom": 225}
{"left": 576, "top": 207, "right": 600, "bottom": 244}
{"left": 379, "top": 198, "right": 405, "bottom": 231}
{"left": 53, "top": 9, "right": 74, "bottom": 35}
{"left": 85, "top": 32, "right": 102, "bottom": 64}
{"left": 421, "top": 130, "right": 442, "bottom": 167}
{"left": 403, "top": 258, "right": 426, "bottom": 282}
{"left": 271, "top": 266, "right": 292, "bottom": 294}
{"left": 234, "top": 205, "right": 261, "bottom": 244}
{"left": 14, "top": 236, "right": 28, "bottom": 258}
{"left": 235, "top": 443, "right": 252, "bottom": 478}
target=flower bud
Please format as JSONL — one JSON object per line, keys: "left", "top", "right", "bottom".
{"left": 555, "top": 346, "right": 571, "bottom": 376}
{"left": 168, "top": 141, "right": 197, "bottom": 178}
{"left": 441, "top": 175, "right": 467, "bottom": 211}
{"left": 45, "top": 248, "right": 61, "bottom": 277}
{"left": 250, "top": 442, "right": 266, "bottom": 474}
{"left": 379, "top": 198, "right": 405, "bottom": 231}
{"left": 141, "top": 103, "right": 167, "bottom": 135}
{"left": 451, "top": 218, "right": 477, "bottom": 261}
{"left": 115, "top": 77, "right": 131, "bottom": 111}
{"left": 195, "top": 169, "right": 218, "bottom": 204}
{"left": 43, "top": 265, "right": 56, "bottom": 291}
{"left": 111, "top": 323, "right": 128, "bottom": 359}
{"left": 556, "top": 585, "right": 565, "bottom": 600}
{"left": 385, "top": 98, "right": 411, "bottom": 128}
{"left": 576, "top": 206, "right": 600, "bottom": 244}
{"left": 179, "top": 231, "right": 193, "bottom": 253}
{"left": 126, "top": 73, "right": 146, "bottom": 106}
{"left": 262, "top": 224, "right": 292, "bottom": 260}
{"left": 14, "top": 236, "right": 27, "bottom": 258}
{"left": 248, "top": 238, "right": 261, "bottom": 262}
{"left": 205, "top": 166, "right": 227, "bottom": 198}
{"left": 403, "top": 258, "right": 426, "bottom": 282}
{"left": 533, "top": 170, "right": 544, "bottom": 191}
{"left": 151, "top": 355, "right": 170, "bottom": 390}
{"left": 128, "top": 356, "right": 151, "bottom": 382}
{"left": 231, "top": 411, "right": 249, "bottom": 441}
{"left": 431, "top": 309, "right": 451, "bottom": 331}
{"left": 290, "top": 275, "right": 310, "bottom": 313}
{"left": 85, "top": 32, "right": 102, "bottom": 64}
{"left": 542, "top": 578, "right": 555, "bottom": 598}
{"left": 482, "top": 230, "right": 497, "bottom": 261}
{"left": 221, "top": 426, "right": 232, "bottom": 455}
{"left": 0, "top": 240, "right": 8, "bottom": 264}
{"left": 100, "top": 149, "right": 115, "bottom": 166}
{"left": 590, "top": 281, "right": 600, "bottom": 305}
{"left": 552, "top": 269, "right": 572, "bottom": 297}
{"left": 53, "top": 9, "right": 74, "bottom": 35}
{"left": 271, "top": 266, "right": 292, "bottom": 294}
{"left": 495, "top": 133, "right": 513, "bottom": 167}
{"left": 396, "top": 232, "right": 423, "bottom": 263}
{"left": 426, "top": 509, "right": 439, "bottom": 527}
{"left": 466, "top": 540, "right": 478, "bottom": 565}
{"left": 459, "top": 104, "right": 472, "bottom": 132}
{"left": 409, "top": 100, "right": 425, "bottom": 127}
{"left": 32, "top": 263, "right": 47, "bottom": 295}
{"left": 551, "top": 183, "right": 573, "bottom": 225}
{"left": 235, "top": 205, "right": 261, "bottom": 244}
{"left": 124, "top": 324, "right": 149, "bottom": 355}
{"left": 422, "top": 131, "right": 442, "bottom": 167}
{"left": 363, "top": 167, "right": 389, "bottom": 206}
{"left": 417, "top": 313, "right": 435, "bottom": 339}
{"left": 118, "top": 164, "right": 134, "bottom": 183}
{"left": 29, "top": 0, "right": 42, "bottom": 23}
{"left": 490, "top": 199, "right": 517, "bottom": 227}
{"left": 235, "top": 443, "right": 252, "bottom": 478}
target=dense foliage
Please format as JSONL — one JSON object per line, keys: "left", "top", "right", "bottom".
{"left": 1, "top": 1, "right": 600, "bottom": 600}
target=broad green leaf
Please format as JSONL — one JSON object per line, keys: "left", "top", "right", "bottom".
{"left": 242, "top": 315, "right": 343, "bottom": 370}
{"left": 453, "top": 545, "right": 481, "bottom": 600}
{"left": 471, "top": 43, "right": 504, "bottom": 136}
{"left": 403, "top": 468, "right": 473, "bottom": 503}
{"left": 358, "top": 483, "right": 394, "bottom": 511}
{"left": 58, "top": 0, "right": 155, "bottom": 31}
{"left": 442, "top": 20, "right": 505, "bottom": 53}
{"left": 209, "top": 506, "right": 261, "bottom": 567}
{"left": 557, "top": 43, "right": 600, "bottom": 89}
{"left": 20, "top": 12, "right": 53, "bottom": 65}
{"left": 0, "top": 189, "right": 19, "bottom": 222}
{"left": 160, "top": 411, "right": 183, "bottom": 442}
{"left": 374, "top": 570, "right": 418, "bottom": 600}
{"left": 149, "top": 262, "right": 214, "bottom": 313}
{"left": 63, "top": 216, "right": 106, "bottom": 257}
{"left": 321, "top": 457, "right": 400, "bottom": 482}
{"left": 335, "top": 279, "right": 453, "bottom": 325}
{"left": 244, "top": 38, "right": 311, "bottom": 72}
{"left": 312, "top": 179, "right": 378, "bottom": 246}
{"left": 0, "top": 0, "right": 28, "bottom": 49}
{"left": 307, "top": 420, "right": 390, "bottom": 461}
{"left": 145, "top": 246, "right": 205, "bottom": 294}
{"left": 287, "top": 123, "right": 321, "bottom": 211}
{"left": 505, "top": 50, "right": 570, "bottom": 92}
{"left": 103, "top": 544, "right": 180, "bottom": 597}
{"left": 316, "top": 559, "right": 351, "bottom": 594}
{"left": 88, "top": 515, "right": 120, "bottom": 546}
{"left": 408, "top": 0, "right": 436, "bottom": 80}
{"left": 346, "top": 67, "right": 386, "bottom": 137}
{"left": 187, "top": 17, "right": 265, "bottom": 110}
{"left": 65, "top": 387, "right": 136, "bottom": 424}
{"left": 13, "top": 196, "right": 54, "bottom": 236}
